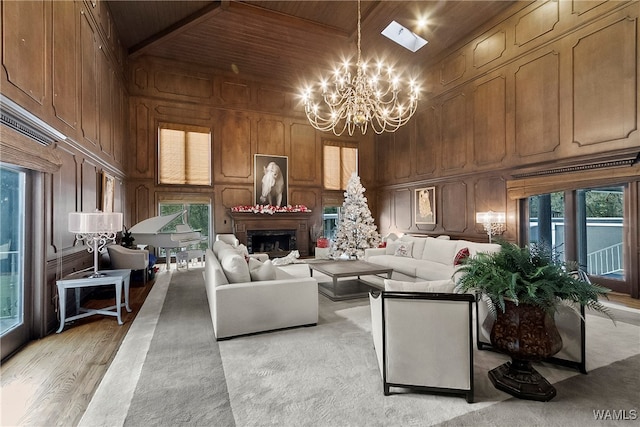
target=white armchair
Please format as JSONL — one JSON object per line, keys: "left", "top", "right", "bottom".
{"left": 107, "top": 245, "right": 150, "bottom": 284}
{"left": 369, "top": 291, "right": 475, "bottom": 402}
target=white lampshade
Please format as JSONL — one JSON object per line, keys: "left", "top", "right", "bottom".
{"left": 69, "top": 212, "right": 123, "bottom": 234}
{"left": 476, "top": 211, "right": 505, "bottom": 224}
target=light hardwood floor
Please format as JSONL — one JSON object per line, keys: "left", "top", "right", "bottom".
{"left": 1, "top": 276, "right": 638, "bottom": 427}
{"left": 0, "top": 274, "right": 155, "bottom": 427}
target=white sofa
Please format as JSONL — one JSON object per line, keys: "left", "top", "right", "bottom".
{"left": 204, "top": 240, "right": 318, "bottom": 340}
{"left": 364, "top": 234, "right": 501, "bottom": 283}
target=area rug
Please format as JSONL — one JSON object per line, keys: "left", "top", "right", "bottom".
{"left": 81, "top": 269, "right": 640, "bottom": 426}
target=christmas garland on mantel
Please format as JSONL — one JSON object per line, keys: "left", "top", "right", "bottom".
{"left": 231, "top": 204, "right": 312, "bottom": 214}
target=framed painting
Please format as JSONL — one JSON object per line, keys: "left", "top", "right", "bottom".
{"left": 102, "top": 171, "right": 115, "bottom": 212}
{"left": 254, "top": 154, "right": 288, "bottom": 206}
{"left": 415, "top": 187, "right": 436, "bottom": 225}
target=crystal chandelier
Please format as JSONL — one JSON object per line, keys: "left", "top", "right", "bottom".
{"left": 301, "top": 0, "right": 420, "bottom": 136}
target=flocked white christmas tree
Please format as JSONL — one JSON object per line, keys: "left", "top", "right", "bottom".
{"left": 331, "top": 173, "right": 381, "bottom": 259}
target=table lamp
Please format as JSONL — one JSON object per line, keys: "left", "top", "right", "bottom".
{"left": 476, "top": 211, "right": 506, "bottom": 243}
{"left": 69, "top": 211, "right": 123, "bottom": 278}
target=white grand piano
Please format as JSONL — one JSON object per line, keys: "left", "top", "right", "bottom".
{"left": 129, "top": 211, "right": 203, "bottom": 270}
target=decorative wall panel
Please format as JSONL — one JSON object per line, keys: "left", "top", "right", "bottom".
{"left": 474, "top": 176, "right": 506, "bottom": 214}
{"left": 257, "top": 118, "right": 285, "bottom": 156}
{"left": 393, "top": 189, "right": 412, "bottom": 230}
{"left": 221, "top": 80, "right": 251, "bottom": 104}
{"left": 289, "top": 123, "right": 316, "bottom": 182}
{"left": 99, "top": 48, "right": 113, "bottom": 156}
{"left": 473, "top": 31, "right": 506, "bottom": 68}
{"left": 394, "top": 125, "right": 412, "bottom": 179}
{"left": 515, "top": 1, "right": 559, "bottom": 46}
{"left": 135, "top": 103, "right": 149, "bottom": 175}
{"left": 290, "top": 188, "right": 317, "bottom": 210}
{"left": 378, "top": 191, "right": 393, "bottom": 234}
{"left": 220, "top": 113, "right": 252, "bottom": 178}
{"left": 415, "top": 107, "right": 437, "bottom": 176}
{"left": 52, "top": 0, "right": 77, "bottom": 128}
{"left": 154, "top": 70, "right": 213, "bottom": 99}
{"left": 1, "top": 0, "right": 46, "bottom": 104}
{"left": 441, "top": 94, "right": 467, "bottom": 171}
{"left": 221, "top": 187, "right": 253, "bottom": 208}
{"left": 573, "top": 17, "right": 637, "bottom": 145}
{"left": 134, "top": 67, "right": 148, "bottom": 90}
{"left": 473, "top": 76, "right": 506, "bottom": 166}
{"left": 51, "top": 148, "right": 77, "bottom": 253}
{"left": 80, "top": 8, "right": 98, "bottom": 146}
{"left": 134, "top": 184, "right": 150, "bottom": 225}
{"left": 440, "top": 53, "right": 466, "bottom": 86}
{"left": 441, "top": 182, "right": 467, "bottom": 232}
{"left": 515, "top": 52, "right": 560, "bottom": 157}
{"left": 81, "top": 160, "right": 98, "bottom": 212}
{"left": 155, "top": 105, "right": 212, "bottom": 121}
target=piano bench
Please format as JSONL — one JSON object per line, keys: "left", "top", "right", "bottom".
{"left": 176, "top": 249, "right": 205, "bottom": 269}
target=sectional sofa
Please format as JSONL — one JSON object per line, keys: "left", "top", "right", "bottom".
{"left": 203, "top": 239, "right": 318, "bottom": 339}
{"left": 364, "top": 234, "right": 501, "bottom": 284}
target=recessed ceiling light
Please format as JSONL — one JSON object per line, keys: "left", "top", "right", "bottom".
{"left": 381, "top": 21, "right": 428, "bottom": 53}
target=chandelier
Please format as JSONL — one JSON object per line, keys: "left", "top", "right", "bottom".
{"left": 301, "top": 0, "right": 420, "bottom": 136}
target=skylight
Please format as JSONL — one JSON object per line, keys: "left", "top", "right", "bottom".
{"left": 381, "top": 21, "right": 428, "bottom": 53}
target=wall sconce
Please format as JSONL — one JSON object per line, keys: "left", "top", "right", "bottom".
{"left": 476, "top": 210, "right": 506, "bottom": 243}
{"left": 69, "top": 211, "right": 123, "bottom": 278}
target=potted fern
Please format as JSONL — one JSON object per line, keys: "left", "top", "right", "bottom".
{"left": 455, "top": 240, "right": 613, "bottom": 401}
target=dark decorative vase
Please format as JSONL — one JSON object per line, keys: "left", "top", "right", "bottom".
{"left": 488, "top": 300, "right": 563, "bottom": 401}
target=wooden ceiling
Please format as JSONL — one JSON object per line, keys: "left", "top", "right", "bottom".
{"left": 108, "top": 0, "right": 518, "bottom": 88}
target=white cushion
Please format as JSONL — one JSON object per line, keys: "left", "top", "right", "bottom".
{"left": 437, "top": 235, "right": 451, "bottom": 240}
{"left": 213, "top": 240, "right": 233, "bottom": 257}
{"left": 421, "top": 237, "right": 459, "bottom": 265}
{"left": 248, "top": 258, "right": 277, "bottom": 281}
{"left": 399, "top": 235, "right": 427, "bottom": 258}
{"left": 456, "top": 240, "right": 501, "bottom": 258}
{"left": 393, "top": 241, "right": 414, "bottom": 257}
{"left": 219, "top": 249, "right": 251, "bottom": 283}
{"left": 384, "top": 279, "right": 456, "bottom": 293}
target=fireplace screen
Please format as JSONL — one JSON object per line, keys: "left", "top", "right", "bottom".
{"left": 247, "top": 229, "right": 297, "bottom": 255}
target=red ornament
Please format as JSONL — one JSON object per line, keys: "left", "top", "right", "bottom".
{"left": 317, "top": 237, "right": 329, "bottom": 248}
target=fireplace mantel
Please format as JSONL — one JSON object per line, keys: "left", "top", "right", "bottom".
{"left": 229, "top": 211, "right": 313, "bottom": 257}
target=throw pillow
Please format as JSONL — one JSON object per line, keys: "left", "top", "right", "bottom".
{"left": 384, "top": 279, "right": 456, "bottom": 293}
{"left": 393, "top": 241, "right": 414, "bottom": 257}
{"left": 248, "top": 258, "right": 277, "bottom": 281}
{"left": 454, "top": 247, "right": 470, "bottom": 265}
{"left": 219, "top": 249, "right": 251, "bottom": 283}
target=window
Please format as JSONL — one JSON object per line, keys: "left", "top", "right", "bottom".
{"left": 158, "top": 200, "right": 211, "bottom": 251}
{"left": 158, "top": 123, "right": 211, "bottom": 185}
{"left": 323, "top": 141, "right": 357, "bottom": 190}
{"left": 526, "top": 185, "right": 625, "bottom": 281}
{"left": 0, "top": 165, "right": 25, "bottom": 337}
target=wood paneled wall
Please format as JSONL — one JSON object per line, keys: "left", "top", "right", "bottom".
{"left": 1, "top": 0, "right": 129, "bottom": 335}
{"left": 126, "top": 55, "right": 376, "bottom": 238}
{"left": 375, "top": 1, "right": 639, "bottom": 244}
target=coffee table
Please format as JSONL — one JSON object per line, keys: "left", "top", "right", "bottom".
{"left": 309, "top": 260, "right": 392, "bottom": 301}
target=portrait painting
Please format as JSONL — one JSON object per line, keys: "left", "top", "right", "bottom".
{"left": 102, "top": 172, "right": 115, "bottom": 213}
{"left": 415, "top": 187, "right": 436, "bottom": 225}
{"left": 254, "top": 154, "right": 288, "bottom": 206}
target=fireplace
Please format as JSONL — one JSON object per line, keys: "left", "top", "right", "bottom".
{"left": 247, "top": 229, "right": 296, "bottom": 257}
{"left": 229, "top": 211, "right": 313, "bottom": 257}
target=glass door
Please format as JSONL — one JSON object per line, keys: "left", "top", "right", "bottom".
{"left": 0, "top": 164, "right": 29, "bottom": 361}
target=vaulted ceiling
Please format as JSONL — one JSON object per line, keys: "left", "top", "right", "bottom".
{"left": 108, "top": 1, "right": 518, "bottom": 88}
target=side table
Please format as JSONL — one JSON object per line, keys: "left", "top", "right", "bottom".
{"left": 56, "top": 269, "right": 132, "bottom": 333}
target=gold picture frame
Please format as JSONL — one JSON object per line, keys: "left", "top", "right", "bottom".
{"left": 102, "top": 171, "right": 115, "bottom": 212}
{"left": 415, "top": 187, "right": 436, "bottom": 225}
